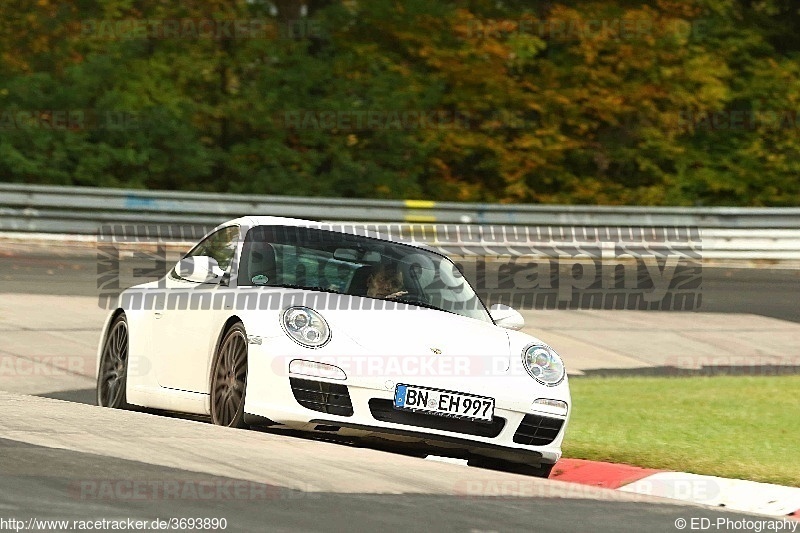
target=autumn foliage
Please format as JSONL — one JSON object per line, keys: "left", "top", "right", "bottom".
{"left": 1, "top": 0, "right": 799, "bottom": 206}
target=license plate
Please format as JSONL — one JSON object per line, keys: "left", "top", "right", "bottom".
{"left": 393, "top": 384, "right": 495, "bottom": 422}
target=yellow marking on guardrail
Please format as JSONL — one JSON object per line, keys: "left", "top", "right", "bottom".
{"left": 404, "top": 199, "right": 437, "bottom": 222}
{"left": 405, "top": 215, "right": 437, "bottom": 223}
{"left": 405, "top": 200, "right": 436, "bottom": 209}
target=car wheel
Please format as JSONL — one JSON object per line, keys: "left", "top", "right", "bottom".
{"left": 96, "top": 314, "right": 131, "bottom": 409}
{"left": 210, "top": 323, "right": 248, "bottom": 428}
{"left": 467, "top": 456, "right": 554, "bottom": 478}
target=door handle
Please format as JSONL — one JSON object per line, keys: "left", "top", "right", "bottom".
{"left": 154, "top": 312, "right": 163, "bottom": 319}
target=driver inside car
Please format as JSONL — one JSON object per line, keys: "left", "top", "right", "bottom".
{"left": 366, "top": 263, "right": 408, "bottom": 299}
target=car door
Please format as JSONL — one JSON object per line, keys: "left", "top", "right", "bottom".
{"left": 152, "top": 225, "right": 240, "bottom": 393}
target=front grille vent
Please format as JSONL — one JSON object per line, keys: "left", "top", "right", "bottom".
{"left": 512, "top": 414, "right": 564, "bottom": 446}
{"left": 289, "top": 378, "right": 353, "bottom": 417}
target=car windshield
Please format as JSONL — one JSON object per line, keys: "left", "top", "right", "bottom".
{"left": 237, "top": 225, "right": 492, "bottom": 324}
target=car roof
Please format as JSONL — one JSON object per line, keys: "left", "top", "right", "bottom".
{"left": 216, "top": 216, "right": 436, "bottom": 252}
{"left": 239, "top": 215, "right": 319, "bottom": 227}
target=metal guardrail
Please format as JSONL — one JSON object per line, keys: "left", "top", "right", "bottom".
{"left": 1, "top": 183, "right": 799, "bottom": 261}
{"left": 3, "top": 182, "right": 800, "bottom": 229}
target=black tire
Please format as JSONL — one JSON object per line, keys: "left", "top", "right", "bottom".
{"left": 96, "top": 314, "right": 131, "bottom": 409}
{"left": 467, "top": 456, "right": 554, "bottom": 478}
{"left": 514, "top": 462, "right": 555, "bottom": 478}
{"left": 210, "top": 323, "right": 248, "bottom": 428}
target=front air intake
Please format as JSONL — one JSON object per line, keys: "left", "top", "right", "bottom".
{"left": 289, "top": 378, "right": 354, "bottom": 417}
{"left": 512, "top": 414, "right": 564, "bottom": 446}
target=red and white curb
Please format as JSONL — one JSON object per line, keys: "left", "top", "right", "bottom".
{"left": 550, "top": 459, "right": 800, "bottom": 519}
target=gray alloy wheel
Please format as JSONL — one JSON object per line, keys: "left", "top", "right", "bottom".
{"left": 210, "top": 323, "right": 249, "bottom": 428}
{"left": 96, "top": 314, "right": 130, "bottom": 409}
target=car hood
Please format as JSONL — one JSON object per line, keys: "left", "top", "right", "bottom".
{"left": 319, "top": 302, "right": 514, "bottom": 391}
{"left": 328, "top": 305, "right": 507, "bottom": 353}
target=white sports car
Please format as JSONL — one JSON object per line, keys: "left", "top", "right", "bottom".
{"left": 97, "top": 217, "right": 570, "bottom": 476}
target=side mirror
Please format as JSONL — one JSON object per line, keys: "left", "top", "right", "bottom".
{"left": 176, "top": 256, "right": 225, "bottom": 284}
{"left": 489, "top": 304, "right": 525, "bottom": 330}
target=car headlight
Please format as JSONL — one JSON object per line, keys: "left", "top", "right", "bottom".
{"left": 281, "top": 306, "right": 331, "bottom": 348}
{"left": 522, "top": 344, "right": 565, "bottom": 386}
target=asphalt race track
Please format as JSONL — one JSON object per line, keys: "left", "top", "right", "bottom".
{"left": 0, "top": 394, "right": 780, "bottom": 533}
{"left": 1, "top": 249, "right": 798, "bottom": 531}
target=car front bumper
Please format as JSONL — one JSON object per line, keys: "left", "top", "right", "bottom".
{"left": 243, "top": 338, "right": 570, "bottom": 467}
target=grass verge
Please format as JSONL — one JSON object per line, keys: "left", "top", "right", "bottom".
{"left": 562, "top": 375, "right": 800, "bottom": 487}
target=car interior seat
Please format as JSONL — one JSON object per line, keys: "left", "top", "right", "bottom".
{"left": 237, "top": 241, "right": 277, "bottom": 286}
{"left": 347, "top": 265, "right": 374, "bottom": 296}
